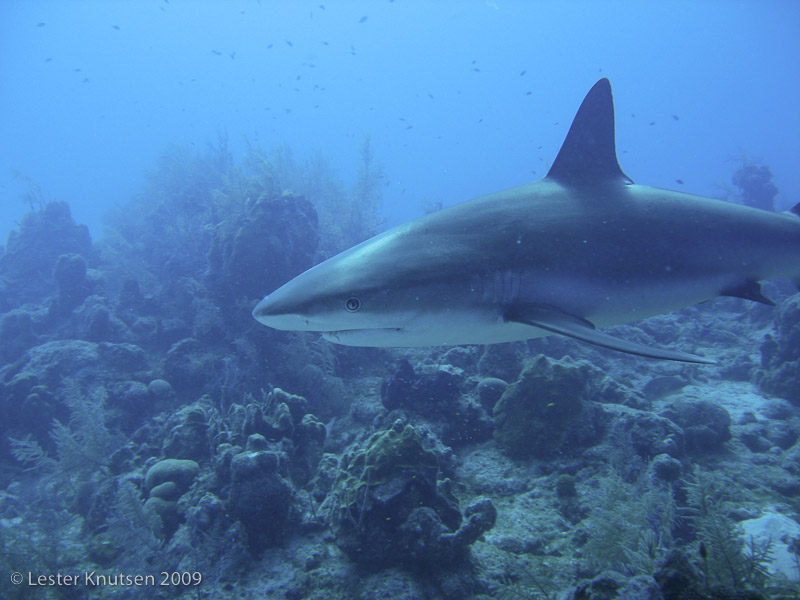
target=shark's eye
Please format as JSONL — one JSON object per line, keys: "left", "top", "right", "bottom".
{"left": 345, "top": 296, "right": 362, "bottom": 312}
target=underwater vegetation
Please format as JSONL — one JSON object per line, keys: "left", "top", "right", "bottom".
{"left": 1, "top": 145, "right": 799, "bottom": 599}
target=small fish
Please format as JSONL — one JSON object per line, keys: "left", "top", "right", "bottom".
{"left": 36, "top": 22, "right": 45, "bottom": 27}
{"left": 526, "top": 91, "right": 532, "bottom": 95}
{"left": 112, "top": 25, "right": 120, "bottom": 30}
{"left": 322, "top": 41, "right": 329, "bottom": 45}
{"left": 286, "top": 40, "right": 293, "bottom": 47}
{"left": 319, "top": 4, "right": 326, "bottom": 9}
{"left": 358, "top": 16, "right": 368, "bottom": 23}
{"left": 428, "top": 93, "right": 434, "bottom": 99}
{"left": 672, "top": 114, "right": 679, "bottom": 121}
{"left": 212, "top": 50, "right": 222, "bottom": 55}
{"left": 229, "top": 51, "right": 236, "bottom": 60}
{"left": 676, "top": 179, "right": 684, "bottom": 185}
{"left": 267, "top": 43, "right": 273, "bottom": 49}
{"left": 473, "top": 68, "right": 480, "bottom": 72}
{"left": 520, "top": 69, "right": 526, "bottom": 76}
{"left": 649, "top": 121, "right": 655, "bottom": 126}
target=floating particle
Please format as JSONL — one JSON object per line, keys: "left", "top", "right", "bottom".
{"left": 358, "top": 16, "right": 368, "bottom": 23}
{"left": 520, "top": 69, "right": 526, "bottom": 76}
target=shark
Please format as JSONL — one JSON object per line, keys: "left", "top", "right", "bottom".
{"left": 253, "top": 78, "right": 800, "bottom": 364}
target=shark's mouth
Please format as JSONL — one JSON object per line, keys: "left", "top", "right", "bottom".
{"left": 321, "top": 328, "right": 405, "bottom": 346}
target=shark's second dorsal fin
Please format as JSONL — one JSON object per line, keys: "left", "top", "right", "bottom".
{"left": 546, "top": 78, "right": 633, "bottom": 186}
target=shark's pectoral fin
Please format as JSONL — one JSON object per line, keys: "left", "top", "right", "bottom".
{"left": 720, "top": 281, "right": 775, "bottom": 306}
{"left": 504, "top": 303, "right": 716, "bottom": 364}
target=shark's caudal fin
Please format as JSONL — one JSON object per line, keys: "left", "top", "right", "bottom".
{"left": 505, "top": 303, "right": 716, "bottom": 364}
{"left": 546, "top": 78, "right": 633, "bottom": 186}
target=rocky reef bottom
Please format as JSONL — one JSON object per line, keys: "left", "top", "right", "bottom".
{"left": 2, "top": 200, "right": 800, "bottom": 600}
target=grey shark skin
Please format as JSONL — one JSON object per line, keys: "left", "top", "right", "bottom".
{"left": 253, "top": 79, "right": 800, "bottom": 363}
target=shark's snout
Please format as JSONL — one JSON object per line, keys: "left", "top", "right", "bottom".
{"left": 251, "top": 295, "right": 273, "bottom": 323}
{"left": 252, "top": 293, "right": 304, "bottom": 330}
{"left": 252, "top": 285, "right": 331, "bottom": 332}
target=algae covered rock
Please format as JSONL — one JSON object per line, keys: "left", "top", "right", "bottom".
{"left": 757, "top": 294, "right": 800, "bottom": 404}
{"left": 238, "top": 387, "right": 326, "bottom": 485}
{"left": 493, "top": 354, "right": 589, "bottom": 458}
{"left": 227, "top": 448, "right": 294, "bottom": 553}
{"left": 0, "top": 201, "right": 92, "bottom": 311}
{"left": 143, "top": 458, "right": 200, "bottom": 537}
{"left": 332, "top": 420, "right": 494, "bottom": 569}
{"left": 381, "top": 359, "right": 462, "bottom": 413}
{"left": 162, "top": 405, "right": 211, "bottom": 461}
{"left": 660, "top": 398, "right": 731, "bottom": 453}
{"left": 381, "top": 360, "right": 492, "bottom": 447}
{"left": 145, "top": 458, "right": 200, "bottom": 493}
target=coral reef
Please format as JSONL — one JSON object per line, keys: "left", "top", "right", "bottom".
{"left": 2, "top": 148, "right": 799, "bottom": 600}
{"left": 330, "top": 420, "right": 495, "bottom": 572}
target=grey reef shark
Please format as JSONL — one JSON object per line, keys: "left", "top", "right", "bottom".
{"left": 254, "top": 78, "right": 800, "bottom": 364}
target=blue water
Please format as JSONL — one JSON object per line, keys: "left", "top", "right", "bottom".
{"left": 1, "top": 0, "right": 799, "bottom": 240}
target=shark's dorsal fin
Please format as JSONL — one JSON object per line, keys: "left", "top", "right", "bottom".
{"left": 546, "top": 78, "right": 633, "bottom": 186}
